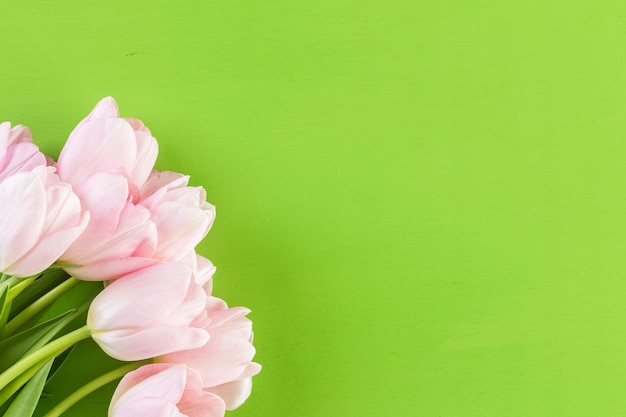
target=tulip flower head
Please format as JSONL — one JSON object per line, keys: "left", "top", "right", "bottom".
{"left": 159, "top": 296, "right": 261, "bottom": 410}
{"left": 88, "top": 262, "right": 209, "bottom": 361}
{"left": 139, "top": 170, "right": 216, "bottom": 263}
{"left": 0, "top": 166, "right": 88, "bottom": 277}
{"left": 56, "top": 97, "right": 158, "bottom": 190}
{"left": 109, "top": 363, "right": 226, "bottom": 417}
{"left": 55, "top": 97, "right": 161, "bottom": 281}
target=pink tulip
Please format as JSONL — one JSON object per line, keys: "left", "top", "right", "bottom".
{"left": 177, "top": 251, "right": 216, "bottom": 289}
{"left": 158, "top": 296, "right": 261, "bottom": 410}
{"left": 88, "top": 262, "right": 209, "bottom": 361}
{"left": 56, "top": 97, "right": 158, "bottom": 191}
{"left": 0, "top": 122, "right": 47, "bottom": 182}
{"left": 60, "top": 172, "right": 158, "bottom": 281}
{"left": 139, "top": 170, "right": 215, "bottom": 262}
{"left": 109, "top": 363, "right": 226, "bottom": 417}
{"left": 0, "top": 166, "right": 88, "bottom": 277}
{"left": 193, "top": 253, "right": 217, "bottom": 288}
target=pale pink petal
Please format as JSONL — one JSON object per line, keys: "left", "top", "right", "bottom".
{"left": 68, "top": 203, "right": 156, "bottom": 266}
{"left": 110, "top": 364, "right": 222, "bottom": 417}
{"left": 64, "top": 257, "right": 158, "bottom": 281}
{"left": 179, "top": 391, "right": 225, "bottom": 417}
{"left": 205, "top": 374, "right": 256, "bottom": 410}
{"left": 0, "top": 172, "right": 45, "bottom": 270}
{"left": 41, "top": 173, "right": 84, "bottom": 232}
{"left": 194, "top": 254, "right": 216, "bottom": 287}
{"left": 206, "top": 305, "right": 251, "bottom": 332}
{"left": 6, "top": 213, "right": 89, "bottom": 277}
{"left": 0, "top": 122, "right": 9, "bottom": 161}
{"left": 7, "top": 124, "right": 33, "bottom": 144}
{"left": 140, "top": 170, "right": 188, "bottom": 202}
{"left": 150, "top": 200, "right": 214, "bottom": 261}
{"left": 63, "top": 173, "right": 128, "bottom": 251}
{"left": 92, "top": 325, "right": 209, "bottom": 361}
{"left": 61, "top": 173, "right": 158, "bottom": 280}
{"left": 88, "top": 263, "right": 193, "bottom": 329}
{"left": 111, "top": 397, "right": 183, "bottom": 417}
{"left": 57, "top": 118, "right": 137, "bottom": 185}
{"left": 124, "top": 118, "right": 158, "bottom": 189}
{"left": 161, "top": 331, "right": 255, "bottom": 387}
{"left": 82, "top": 96, "right": 119, "bottom": 122}
{"left": 0, "top": 143, "right": 46, "bottom": 181}
{"left": 113, "top": 364, "right": 186, "bottom": 407}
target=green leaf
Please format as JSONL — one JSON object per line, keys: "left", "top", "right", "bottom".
{"left": 0, "top": 284, "right": 9, "bottom": 336}
{"left": 46, "top": 345, "right": 76, "bottom": 383}
{"left": 9, "top": 271, "right": 70, "bottom": 321}
{"left": 0, "top": 310, "right": 75, "bottom": 373}
{"left": 2, "top": 359, "right": 53, "bottom": 417}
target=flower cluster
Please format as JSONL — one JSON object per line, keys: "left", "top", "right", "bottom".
{"left": 0, "top": 98, "right": 259, "bottom": 417}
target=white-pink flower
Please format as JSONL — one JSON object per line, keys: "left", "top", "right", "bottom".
{"left": 53, "top": 97, "right": 160, "bottom": 280}
{"left": 0, "top": 166, "right": 88, "bottom": 277}
{"left": 159, "top": 296, "right": 261, "bottom": 410}
{"left": 56, "top": 97, "right": 158, "bottom": 191}
{"left": 139, "top": 170, "right": 215, "bottom": 262}
{"left": 55, "top": 98, "right": 216, "bottom": 281}
{"left": 88, "top": 262, "right": 209, "bottom": 361}
{"left": 60, "top": 172, "right": 158, "bottom": 281}
{"left": 0, "top": 122, "right": 47, "bottom": 181}
{"left": 109, "top": 363, "right": 225, "bottom": 417}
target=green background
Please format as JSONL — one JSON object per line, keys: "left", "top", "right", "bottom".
{"left": 2, "top": 1, "right": 626, "bottom": 416}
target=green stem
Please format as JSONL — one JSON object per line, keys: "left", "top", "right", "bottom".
{"left": 42, "top": 360, "right": 151, "bottom": 417}
{"left": 6, "top": 276, "right": 37, "bottom": 302}
{"left": 0, "top": 325, "right": 91, "bottom": 392}
{"left": 0, "top": 359, "right": 49, "bottom": 405}
{"left": 3, "top": 277, "right": 82, "bottom": 338}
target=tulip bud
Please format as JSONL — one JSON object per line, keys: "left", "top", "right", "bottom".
{"left": 109, "top": 363, "right": 225, "bottom": 417}
{"left": 56, "top": 96, "right": 158, "bottom": 191}
{"left": 158, "top": 295, "right": 261, "bottom": 409}
{"left": 88, "top": 262, "right": 209, "bottom": 361}
{"left": 0, "top": 166, "right": 88, "bottom": 277}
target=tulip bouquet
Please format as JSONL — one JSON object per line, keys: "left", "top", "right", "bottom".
{"left": 0, "top": 98, "right": 260, "bottom": 416}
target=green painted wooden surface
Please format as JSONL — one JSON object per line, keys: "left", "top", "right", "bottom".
{"left": 2, "top": 1, "right": 626, "bottom": 416}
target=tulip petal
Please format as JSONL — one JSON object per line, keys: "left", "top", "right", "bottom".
{"left": 113, "top": 364, "right": 186, "bottom": 407}
{"left": 111, "top": 397, "right": 183, "bottom": 417}
{"left": 7, "top": 124, "right": 33, "bottom": 144}
{"left": 93, "top": 325, "right": 209, "bottom": 361}
{"left": 7, "top": 213, "right": 89, "bottom": 277}
{"left": 64, "top": 257, "right": 158, "bottom": 281}
{"left": 63, "top": 173, "right": 129, "bottom": 251}
{"left": 151, "top": 200, "right": 214, "bottom": 261}
{"left": 205, "top": 374, "right": 255, "bottom": 410}
{"left": 61, "top": 173, "right": 158, "bottom": 280}
{"left": 57, "top": 118, "right": 137, "bottom": 185}
{"left": 0, "top": 122, "right": 9, "bottom": 161}
{"left": 0, "top": 142, "right": 47, "bottom": 181}
{"left": 179, "top": 391, "right": 225, "bottom": 417}
{"left": 0, "top": 172, "right": 45, "bottom": 271}
{"left": 161, "top": 329, "right": 256, "bottom": 387}
{"left": 88, "top": 263, "right": 193, "bottom": 328}
{"left": 124, "top": 118, "right": 158, "bottom": 189}
{"left": 110, "top": 364, "right": 224, "bottom": 417}
{"left": 194, "top": 254, "right": 216, "bottom": 287}
{"left": 82, "top": 96, "right": 120, "bottom": 121}
{"left": 139, "top": 170, "right": 188, "bottom": 202}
